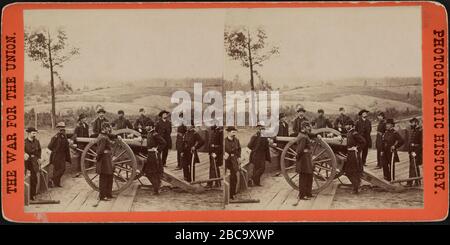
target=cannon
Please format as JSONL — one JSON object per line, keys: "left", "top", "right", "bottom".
{"left": 272, "top": 128, "right": 400, "bottom": 193}
{"left": 71, "top": 128, "right": 211, "bottom": 194}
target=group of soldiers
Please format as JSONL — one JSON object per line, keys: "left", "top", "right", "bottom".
{"left": 24, "top": 105, "right": 422, "bottom": 203}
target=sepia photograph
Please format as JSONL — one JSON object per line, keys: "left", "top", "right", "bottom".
{"left": 22, "top": 6, "right": 423, "bottom": 214}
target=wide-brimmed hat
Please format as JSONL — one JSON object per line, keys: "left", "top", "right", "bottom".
{"left": 358, "top": 109, "right": 369, "bottom": 116}
{"left": 226, "top": 126, "right": 237, "bottom": 132}
{"left": 386, "top": 118, "right": 395, "bottom": 125}
{"left": 296, "top": 106, "right": 306, "bottom": 113}
{"left": 26, "top": 127, "right": 38, "bottom": 133}
{"left": 56, "top": 122, "right": 66, "bottom": 128}
{"left": 97, "top": 108, "right": 106, "bottom": 114}
{"left": 78, "top": 113, "right": 87, "bottom": 121}
{"left": 158, "top": 110, "right": 170, "bottom": 117}
{"left": 117, "top": 110, "right": 124, "bottom": 115}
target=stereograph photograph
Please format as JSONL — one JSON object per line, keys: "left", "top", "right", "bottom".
{"left": 19, "top": 5, "right": 426, "bottom": 215}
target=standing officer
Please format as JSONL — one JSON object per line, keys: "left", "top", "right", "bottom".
{"left": 207, "top": 124, "right": 223, "bottom": 188}
{"left": 142, "top": 124, "right": 167, "bottom": 195}
{"left": 407, "top": 118, "right": 422, "bottom": 186}
{"left": 224, "top": 126, "right": 241, "bottom": 200}
{"left": 312, "top": 109, "right": 332, "bottom": 129}
{"left": 381, "top": 119, "right": 404, "bottom": 181}
{"left": 25, "top": 127, "right": 41, "bottom": 201}
{"left": 344, "top": 120, "right": 366, "bottom": 194}
{"left": 375, "top": 112, "right": 387, "bottom": 170}
{"left": 48, "top": 122, "right": 71, "bottom": 187}
{"left": 294, "top": 121, "right": 314, "bottom": 203}
{"left": 92, "top": 107, "right": 109, "bottom": 137}
{"left": 292, "top": 107, "right": 308, "bottom": 136}
{"left": 95, "top": 122, "right": 114, "bottom": 201}
{"left": 175, "top": 112, "right": 187, "bottom": 171}
{"left": 355, "top": 109, "right": 371, "bottom": 166}
{"left": 156, "top": 110, "right": 172, "bottom": 167}
{"left": 112, "top": 110, "right": 133, "bottom": 130}
{"left": 72, "top": 113, "right": 90, "bottom": 178}
{"left": 278, "top": 113, "right": 289, "bottom": 137}
{"left": 181, "top": 121, "right": 204, "bottom": 182}
{"left": 333, "top": 107, "right": 352, "bottom": 134}
{"left": 248, "top": 122, "right": 271, "bottom": 187}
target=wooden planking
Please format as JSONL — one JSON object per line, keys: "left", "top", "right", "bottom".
{"left": 310, "top": 182, "right": 338, "bottom": 210}
{"left": 110, "top": 183, "right": 139, "bottom": 212}
{"left": 64, "top": 190, "right": 94, "bottom": 212}
{"left": 265, "top": 188, "right": 292, "bottom": 210}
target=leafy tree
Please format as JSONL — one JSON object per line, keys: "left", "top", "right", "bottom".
{"left": 224, "top": 26, "right": 279, "bottom": 124}
{"left": 24, "top": 27, "right": 79, "bottom": 128}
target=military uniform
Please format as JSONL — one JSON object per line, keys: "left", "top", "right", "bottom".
{"left": 134, "top": 115, "right": 154, "bottom": 136}
{"left": 207, "top": 126, "right": 223, "bottom": 187}
{"left": 355, "top": 118, "right": 372, "bottom": 165}
{"left": 344, "top": 129, "right": 366, "bottom": 193}
{"left": 112, "top": 117, "right": 133, "bottom": 130}
{"left": 92, "top": 117, "right": 109, "bottom": 136}
{"left": 181, "top": 128, "right": 204, "bottom": 182}
{"left": 313, "top": 116, "right": 332, "bottom": 129}
{"left": 381, "top": 128, "right": 404, "bottom": 181}
{"left": 156, "top": 119, "right": 172, "bottom": 166}
{"left": 25, "top": 137, "right": 42, "bottom": 200}
{"left": 292, "top": 116, "right": 309, "bottom": 136}
{"left": 295, "top": 132, "right": 314, "bottom": 198}
{"left": 225, "top": 136, "right": 241, "bottom": 199}
{"left": 407, "top": 126, "right": 422, "bottom": 186}
{"left": 95, "top": 132, "right": 114, "bottom": 199}
{"left": 175, "top": 124, "right": 187, "bottom": 169}
{"left": 375, "top": 119, "right": 386, "bottom": 168}
{"left": 278, "top": 120, "right": 289, "bottom": 137}
{"left": 143, "top": 130, "right": 167, "bottom": 194}
{"left": 248, "top": 132, "right": 270, "bottom": 186}
{"left": 48, "top": 132, "right": 71, "bottom": 187}
{"left": 73, "top": 121, "right": 90, "bottom": 173}
{"left": 333, "top": 114, "right": 352, "bottom": 133}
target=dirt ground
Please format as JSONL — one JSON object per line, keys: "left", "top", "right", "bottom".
{"left": 330, "top": 185, "right": 423, "bottom": 209}
{"left": 132, "top": 185, "right": 224, "bottom": 211}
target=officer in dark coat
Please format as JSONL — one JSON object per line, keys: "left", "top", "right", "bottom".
{"left": 156, "top": 110, "right": 172, "bottom": 167}
{"left": 134, "top": 108, "right": 154, "bottom": 136}
{"left": 25, "top": 127, "right": 41, "bottom": 200}
{"left": 295, "top": 121, "right": 314, "bottom": 201}
{"left": 381, "top": 119, "right": 404, "bottom": 181}
{"left": 48, "top": 122, "right": 71, "bottom": 187}
{"left": 407, "top": 118, "right": 422, "bottom": 186}
{"left": 95, "top": 123, "right": 114, "bottom": 201}
{"left": 72, "top": 113, "right": 90, "bottom": 177}
{"left": 375, "top": 112, "right": 386, "bottom": 169}
{"left": 333, "top": 107, "right": 352, "bottom": 134}
{"left": 112, "top": 110, "right": 133, "bottom": 130}
{"left": 248, "top": 122, "right": 271, "bottom": 186}
{"left": 142, "top": 125, "right": 167, "bottom": 195}
{"left": 181, "top": 122, "right": 205, "bottom": 182}
{"left": 355, "top": 109, "right": 372, "bottom": 166}
{"left": 174, "top": 112, "right": 187, "bottom": 170}
{"left": 278, "top": 113, "right": 289, "bottom": 137}
{"left": 224, "top": 126, "right": 241, "bottom": 200}
{"left": 312, "top": 109, "right": 332, "bottom": 129}
{"left": 92, "top": 108, "right": 109, "bottom": 137}
{"left": 207, "top": 124, "right": 223, "bottom": 188}
{"left": 292, "top": 107, "right": 308, "bottom": 136}
{"left": 344, "top": 120, "right": 366, "bottom": 194}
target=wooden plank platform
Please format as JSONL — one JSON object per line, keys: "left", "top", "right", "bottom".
{"left": 226, "top": 149, "right": 420, "bottom": 210}
{"left": 25, "top": 149, "right": 214, "bottom": 213}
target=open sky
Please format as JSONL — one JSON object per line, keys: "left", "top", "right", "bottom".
{"left": 24, "top": 7, "right": 421, "bottom": 88}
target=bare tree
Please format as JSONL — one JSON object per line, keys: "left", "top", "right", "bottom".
{"left": 24, "top": 27, "right": 79, "bottom": 128}
{"left": 224, "top": 26, "right": 279, "bottom": 124}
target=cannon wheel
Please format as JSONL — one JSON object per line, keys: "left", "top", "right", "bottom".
{"left": 80, "top": 137, "right": 137, "bottom": 194}
{"left": 280, "top": 134, "right": 337, "bottom": 194}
